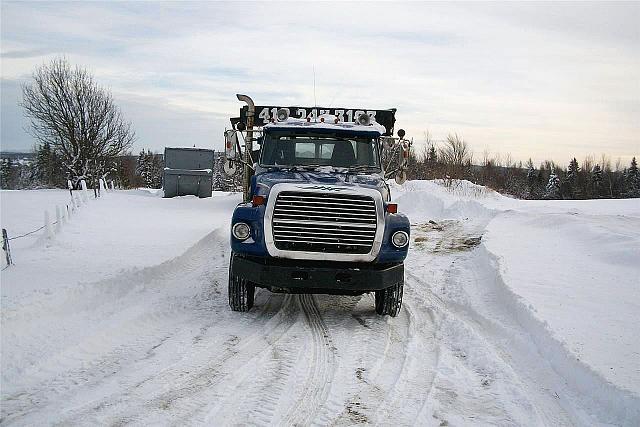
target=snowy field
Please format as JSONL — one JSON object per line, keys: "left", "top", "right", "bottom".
{"left": 1, "top": 183, "right": 639, "bottom": 426}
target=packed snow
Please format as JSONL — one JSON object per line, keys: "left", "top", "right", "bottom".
{"left": 1, "top": 181, "right": 638, "bottom": 425}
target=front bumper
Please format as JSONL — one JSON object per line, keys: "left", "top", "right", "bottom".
{"left": 232, "top": 255, "right": 404, "bottom": 295}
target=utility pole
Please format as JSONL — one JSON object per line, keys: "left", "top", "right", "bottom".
{"left": 236, "top": 94, "right": 254, "bottom": 202}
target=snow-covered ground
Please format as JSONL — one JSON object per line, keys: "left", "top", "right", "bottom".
{"left": 1, "top": 183, "right": 638, "bottom": 425}
{"left": 0, "top": 189, "right": 239, "bottom": 297}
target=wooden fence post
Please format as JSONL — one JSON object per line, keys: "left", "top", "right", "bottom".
{"left": 44, "top": 211, "right": 54, "bottom": 239}
{"left": 2, "top": 228, "right": 12, "bottom": 267}
{"left": 55, "top": 206, "right": 62, "bottom": 232}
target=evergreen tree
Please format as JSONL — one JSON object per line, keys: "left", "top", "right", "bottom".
{"left": 213, "top": 170, "right": 224, "bottom": 191}
{"left": 150, "top": 153, "right": 164, "bottom": 188}
{"left": 136, "top": 149, "right": 151, "bottom": 187}
{"left": 630, "top": 157, "right": 639, "bottom": 177}
{"left": 537, "top": 162, "right": 547, "bottom": 187}
{"left": 591, "top": 164, "right": 603, "bottom": 197}
{"left": 626, "top": 157, "right": 639, "bottom": 197}
{"left": 564, "top": 157, "right": 581, "bottom": 198}
{"left": 35, "top": 142, "right": 50, "bottom": 183}
{"left": 629, "top": 157, "right": 638, "bottom": 184}
{"left": 34, "top": 141, "right": 63, "bottom": 187}
{"left": 0, "top": 159, "right": 13, "bottom": 189}
{"left": 525, "top": 159, "right": 537, "bottom": 198}
{"left": 526, "top": 159, "right": 536, "bottom": 183}
{"left": 427, "top": 145, "right": 437, "bottom": 163}
{"left": 545, "top": 168, "right": 561, "bottom": 199}
{"left": 567, "top": 158, "right": 580, "bottom": 180}
{"left": 135, "top": 149, "right": 164, "bottom": 188}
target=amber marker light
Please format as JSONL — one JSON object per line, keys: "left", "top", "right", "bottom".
{"left": 252, "top": 195, "right": 266, "bottom": 207}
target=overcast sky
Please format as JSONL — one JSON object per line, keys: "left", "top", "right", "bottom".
{"left": 1, "top": 1, "right": 638, "bottom": 165}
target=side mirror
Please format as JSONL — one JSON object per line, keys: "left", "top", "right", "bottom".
{"left": 225, "top": 130, "right": 239, "bottom": 159}
{"left": 395, "top": 170, "right": 407, "bottom": 185}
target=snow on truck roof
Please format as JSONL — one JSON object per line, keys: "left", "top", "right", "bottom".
{"left": 263, "top": 117, "right": 387, "bottom": 136}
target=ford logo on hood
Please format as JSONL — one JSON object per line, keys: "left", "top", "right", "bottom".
{"left": 298, "top": 185, "right": 348, "bottom": 192}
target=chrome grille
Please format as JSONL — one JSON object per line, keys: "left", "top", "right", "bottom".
{"left": 272, "top": 191, "right": 377, "bottom": 254}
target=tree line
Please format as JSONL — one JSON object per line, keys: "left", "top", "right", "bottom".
{"left": 0, "top": 147, "right": 164, "bottom": 190}
{"left": 4, "top": 134, "right": 638, "bottom": 199}
{"left": 0, "top": 148, "right": 246, "bottom": 192}
{"left": 407, "top": 133, "right": 639, "bottom": 199}
{"left": 3, "top": 57, "right": 638, "bottom": 199}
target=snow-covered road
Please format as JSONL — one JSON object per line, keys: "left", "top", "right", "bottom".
{"left": 1, "top": 184, "right": 638, "bottom": 426}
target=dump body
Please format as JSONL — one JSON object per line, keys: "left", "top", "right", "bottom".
{"left": 163, "top": 147, "right": 214, "bottom": 198}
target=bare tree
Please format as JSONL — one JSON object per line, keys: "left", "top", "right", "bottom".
{"left": 438, "top": 133, "right": 473, "bottom": 181}
{"left": 22, "top": 57, "right": 135, "bottom": 186}
{"left": 481, "top": 148, "right": 491, "bottom": 167}
{"left": 420, "top": 131, "right": 433, "bottom": 163}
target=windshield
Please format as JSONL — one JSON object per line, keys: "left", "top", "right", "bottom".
{"left": 260, "top": 135, "right": 380, "bottom": 170}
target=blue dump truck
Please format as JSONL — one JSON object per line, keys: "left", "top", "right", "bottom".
{"left": 224, "top": 95, "right": 411, "bottom": 316}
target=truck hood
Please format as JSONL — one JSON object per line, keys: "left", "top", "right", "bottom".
{"left": 253, "top": 169, "right": 390, "bottom": 201}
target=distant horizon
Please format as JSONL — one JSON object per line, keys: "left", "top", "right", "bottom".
{"left": 2, "top": 146, "right": 636, "bottom": 172}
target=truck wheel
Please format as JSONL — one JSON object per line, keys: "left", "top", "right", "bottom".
{"left": 375, "top": 282, "right": 403, "bottom": 317}
{"left": 228, "top": 254, "right": 255, "bottom": 312}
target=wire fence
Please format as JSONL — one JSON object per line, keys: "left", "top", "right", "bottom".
{"left": 8, "top": 224, "right": 48, "bottom": 241}
{"left": 2, "top": 180, "right": 111, "bottom": 271}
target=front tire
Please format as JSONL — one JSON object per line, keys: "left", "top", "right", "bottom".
{"left": 228, "top": 253, "right": 255, "bottom": 312}
{"left": 375, "top": 281, "right": 403, "bottom": 317}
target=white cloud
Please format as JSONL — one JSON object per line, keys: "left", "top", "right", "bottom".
{"left": 1, "top": 2, "right": 638, "bottom": 164}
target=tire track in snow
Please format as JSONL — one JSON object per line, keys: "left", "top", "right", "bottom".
{"left": 346, "top": 294, "right": 439, "bottom": 426}
{"left": 17, "top": 231, "right": 295, "bottom": 425}
{"left": 313, "top": 295, "right": 378, "bottom": 425}
{"left": 198, "top": 293, "right": 302, "bottom": 425}
{"left": 373, "top": 296, "right": 440, "bottom": 425}
{"left": 280, "top": 294, "right": 336, "bottom": 426}
{"left": 1, "top": 231, "right": 229, "bottom": 424}
{"left": 229, "top": 335, "right": 300, "bottom": 425}
{"left": 110, "top": 294, "right": 300, "bottom": 425}
{"left": 405, "top": 266, "right": 574, "bottom": 426}
{"left": 58, "top": 291, "right": 287, "bottom": 425}
{"left": 318, "top": 294, "right": 396, "bottom": 426}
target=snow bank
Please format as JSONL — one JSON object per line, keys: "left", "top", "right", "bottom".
{"left": 394, "top": 179, "right": 640, "bottom": 422}
{"left": 1, "top": 189, "right": 76, "bottom": 237}
{"left": 391, "top": 180, "right": 500, "bottom": 223}
{"left": 471, "top": 246, "right": 640, "bottom": 425}
{"left": 483, "top": 206, "right": 640, "bottom": 395}
{"left": 133, "top": 187, "right": 164, "bottom": 197}
{"left": 0, "top": 189, "right": 241, "bottom": 299}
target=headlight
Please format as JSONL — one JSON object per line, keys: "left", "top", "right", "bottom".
{"left": 232, "top": 222, "right": 251, "bottom": 241}
{"left": 391, "top": 231, "right": 409, "bottom": 248}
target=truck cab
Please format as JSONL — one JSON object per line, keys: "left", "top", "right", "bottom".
{"left": 226, "top": 99, "right": 410, "bottom": 316}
